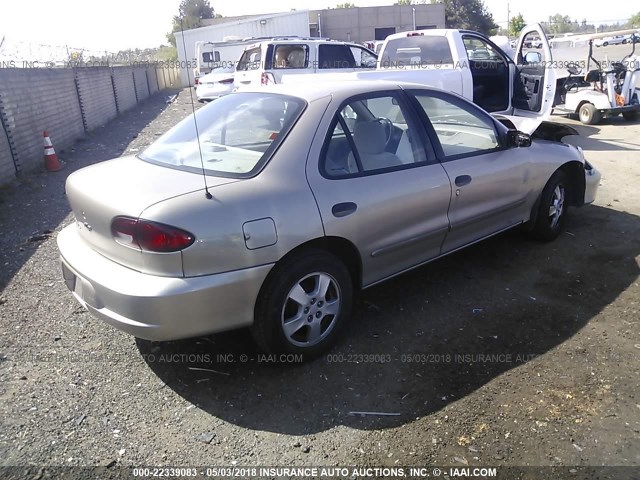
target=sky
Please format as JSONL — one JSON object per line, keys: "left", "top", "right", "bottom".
{"left": 0, "top": 0, "right": 637, "bottom": 53}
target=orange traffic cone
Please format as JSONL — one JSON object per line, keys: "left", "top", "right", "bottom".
{"left": 43, "top": 131, "right": 62, "bottom": 172}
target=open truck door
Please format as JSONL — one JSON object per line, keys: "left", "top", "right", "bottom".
{"left": 510, "top": 24, "right": 556, "bottom": 129}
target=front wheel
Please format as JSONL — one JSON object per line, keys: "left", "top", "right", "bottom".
{"left": 527, "top": 171, "right": 569, "bottom": 242}
{"left": 252, "top": 250, "right": 353, "bottom": 357}
{"left": 579, "top": 103, "right": 601, "bottom": 125}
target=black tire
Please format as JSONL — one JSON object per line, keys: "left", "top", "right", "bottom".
{"left": 622, "top": 110, "right": 638, "bottom": 121}
{"left": 603, "top": 42, "right": 608, "bottom": 46}
{"left": 251, "top": 249, "right": 353, "bottom": 358}
{"left": 528, "top": 171, "right": 569, "bottom": 242}
{"left": 578, "top": 103, "right": 601, "bottom": 125}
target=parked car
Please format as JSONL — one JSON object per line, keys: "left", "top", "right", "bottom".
{"left": 523, "top": 37, "right": 543, "bottom": 48}
{"left": 595, "top": 35, "right": 627, "bottom": 47}
{"left": 364, "top": 40, "right": 385, "bottom": 54}
{"left": 195, "top": 66, "right": 235, "bottom": 102}
{"left": 57, "top": 81, "right": 600, "bottom": 357}
{"left": 234, "top": 38, "right": 377, "bottom": 87}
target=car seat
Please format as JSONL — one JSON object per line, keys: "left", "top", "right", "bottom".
{"left": 347, "top": 121, "right": 402, "bottom": 172}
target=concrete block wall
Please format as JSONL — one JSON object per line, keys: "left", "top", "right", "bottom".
{"left": 0, "top": 96, "right": 16, "bottom": 183}
{"left": 156, "top": 67, "right": 167, "bottom": 90}
{"left": 111, "top": 67, "right": 137, "bottom": 114}
{"left": 166, "top": 68, "right": 177, "bottom": 87}
{"left": 74, "top": 67, "right": 118, "bottom": 132}
{"left": 146, "top": 67, "right": 159, "bottom": 95}
{"left": 0, "top": 68, "right": 85, "bottom": 181}
{"left": 0, "top": 65, "right": 177, "bottom": 186}
{"left": 133, "top": 69, "right": 150, "bottom": 102}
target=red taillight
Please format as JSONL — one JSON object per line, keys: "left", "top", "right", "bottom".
{"left": 194, "top": 77, "right": 200, "bottom": 85}
{"left": 219, "top": 78, "right": 234, "bottom": 84}
{"left": 407, "top": 32, "right": 424, "bottom": 37}
{"left": 111, "top": 216, "right": 195, "bottom": 253}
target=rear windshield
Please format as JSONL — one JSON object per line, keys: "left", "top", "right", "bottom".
{"left": 380, "top": 36, "right": 453, "bottom": 68}
{"left": 139, "top": 93, "right": 306, "bottom": 178}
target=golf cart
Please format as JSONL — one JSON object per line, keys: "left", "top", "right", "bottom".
{"left": 553, "top": 30, "right": 640, "bottom": 124}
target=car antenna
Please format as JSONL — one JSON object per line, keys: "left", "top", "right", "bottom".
{"left": 180, "top": 17, "right": 213, "bottom": 200}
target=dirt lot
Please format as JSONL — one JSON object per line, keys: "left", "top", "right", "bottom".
{"left": 0, "top": 89, "right": 638, "bottom": 479}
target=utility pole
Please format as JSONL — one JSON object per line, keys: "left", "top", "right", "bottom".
{"left": 507, "top": 3, "right": 510, "bottom": 35}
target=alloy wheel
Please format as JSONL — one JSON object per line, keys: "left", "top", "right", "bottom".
{"left": 548, "top": 184, "right": 565, "bottom": 229}
{"left": 281, "top": 272, "right": 341, "bottom": 347}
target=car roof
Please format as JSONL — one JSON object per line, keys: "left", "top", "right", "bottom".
{"left": 248, "top": 39, "right": 362, "bottom": 48}
{"left": 235, "top": 80, "right": 441, "bottom": 102}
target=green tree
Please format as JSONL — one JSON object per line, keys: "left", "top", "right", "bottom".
{"left": 547, "top": 13, "right": 572, "bottom": 34}
{"left": 509, "top": 13, "right": 526, "bottom": 37}
{"left": 627, "top": 11, "right": 640, "bottom": 27}
{"left": 431, "top": 0, "right": 498, "bottom": 35}
{"left": 336, "top": 2, "right": 356, "bottom": 7}
{"left": 166, "top": 0, "right": 218, "bottom": 47}
{"left": 395, "top": 0, "right": 414, "bottom": 4}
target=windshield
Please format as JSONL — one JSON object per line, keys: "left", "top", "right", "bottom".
{"left": 139, "top": 93, "right": 306, "bottom": 178}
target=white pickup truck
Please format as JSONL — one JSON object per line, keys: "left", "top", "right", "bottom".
{"left": 280, "top": 25, "right": 556, "bottom": 134}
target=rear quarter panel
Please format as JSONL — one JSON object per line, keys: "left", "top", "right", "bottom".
{"left": 140, "top": 95, "right": 333, "bottom": 277}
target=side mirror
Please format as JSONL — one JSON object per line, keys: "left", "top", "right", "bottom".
{"left": 508, "top": 130, "right": 532, "bottom": 148}
{"left": 524, "top": 51, "right": 542, "bottom": 64}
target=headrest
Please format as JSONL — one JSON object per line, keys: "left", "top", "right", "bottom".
{"left": 353, "top": 121, "right": 386, "bottom": 154}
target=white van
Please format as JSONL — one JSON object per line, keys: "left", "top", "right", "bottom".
{"left": 234, "top": 39, "right": 377, "bottom": 87}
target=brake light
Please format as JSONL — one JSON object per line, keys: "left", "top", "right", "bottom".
{"left": 407, "top": 32, "right": 424, "bottom": 37}
{"left": 111, "top": 216, "right": 195, "bottom": 253}
{"left": 219, "top": 78, "right": 234, "bottom": 84}
{"left": 194, "top": 77, "right": 200, "bottom": 85}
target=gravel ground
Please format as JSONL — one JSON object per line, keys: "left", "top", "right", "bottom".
{"left": 0, "top": 89, "right": 639, "bottom": 479}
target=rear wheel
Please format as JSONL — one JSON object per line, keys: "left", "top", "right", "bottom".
{"left": 622, "top": 110, "right": 638, "bottom": 121}
{"left": 578, "top": 103, "right": 601, "bottom": 125}
{"left": 252, "top": 250, "right": 353, "bottom": 357}
{"left": 528, "top": 171, "right": 569, "bottom": 242}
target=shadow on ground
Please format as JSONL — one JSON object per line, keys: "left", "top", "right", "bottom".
{"left": 558, "top": 115, "right": 640, "bottom": 151}
{"left": 0, "top": 89, "right": 181, "bottom": 291}
{"left": 138, "top": 203, "right": 640, "bottom": 434}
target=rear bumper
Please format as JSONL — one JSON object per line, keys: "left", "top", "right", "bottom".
{"left": 583, "top": 161, "right": 601, "bottom": 205}
{"left": 195, "top": 84, "right": 232, "bottom": 101}
{"left": 57, "top": 225, "right": 273, "bottom": 341}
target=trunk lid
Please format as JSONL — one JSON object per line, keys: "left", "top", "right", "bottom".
{"left": 65, "top": 156, "right": 237, "bottom": 276}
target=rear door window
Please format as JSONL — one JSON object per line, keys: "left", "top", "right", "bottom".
{"left": 322, "top": 93, "right": 430, "bottom": 177}
{"left": 272, "top": 44, "right": 309, "bottom": 69}
{"left": 318, "top": 44, "right": 356, "bottom": 69}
